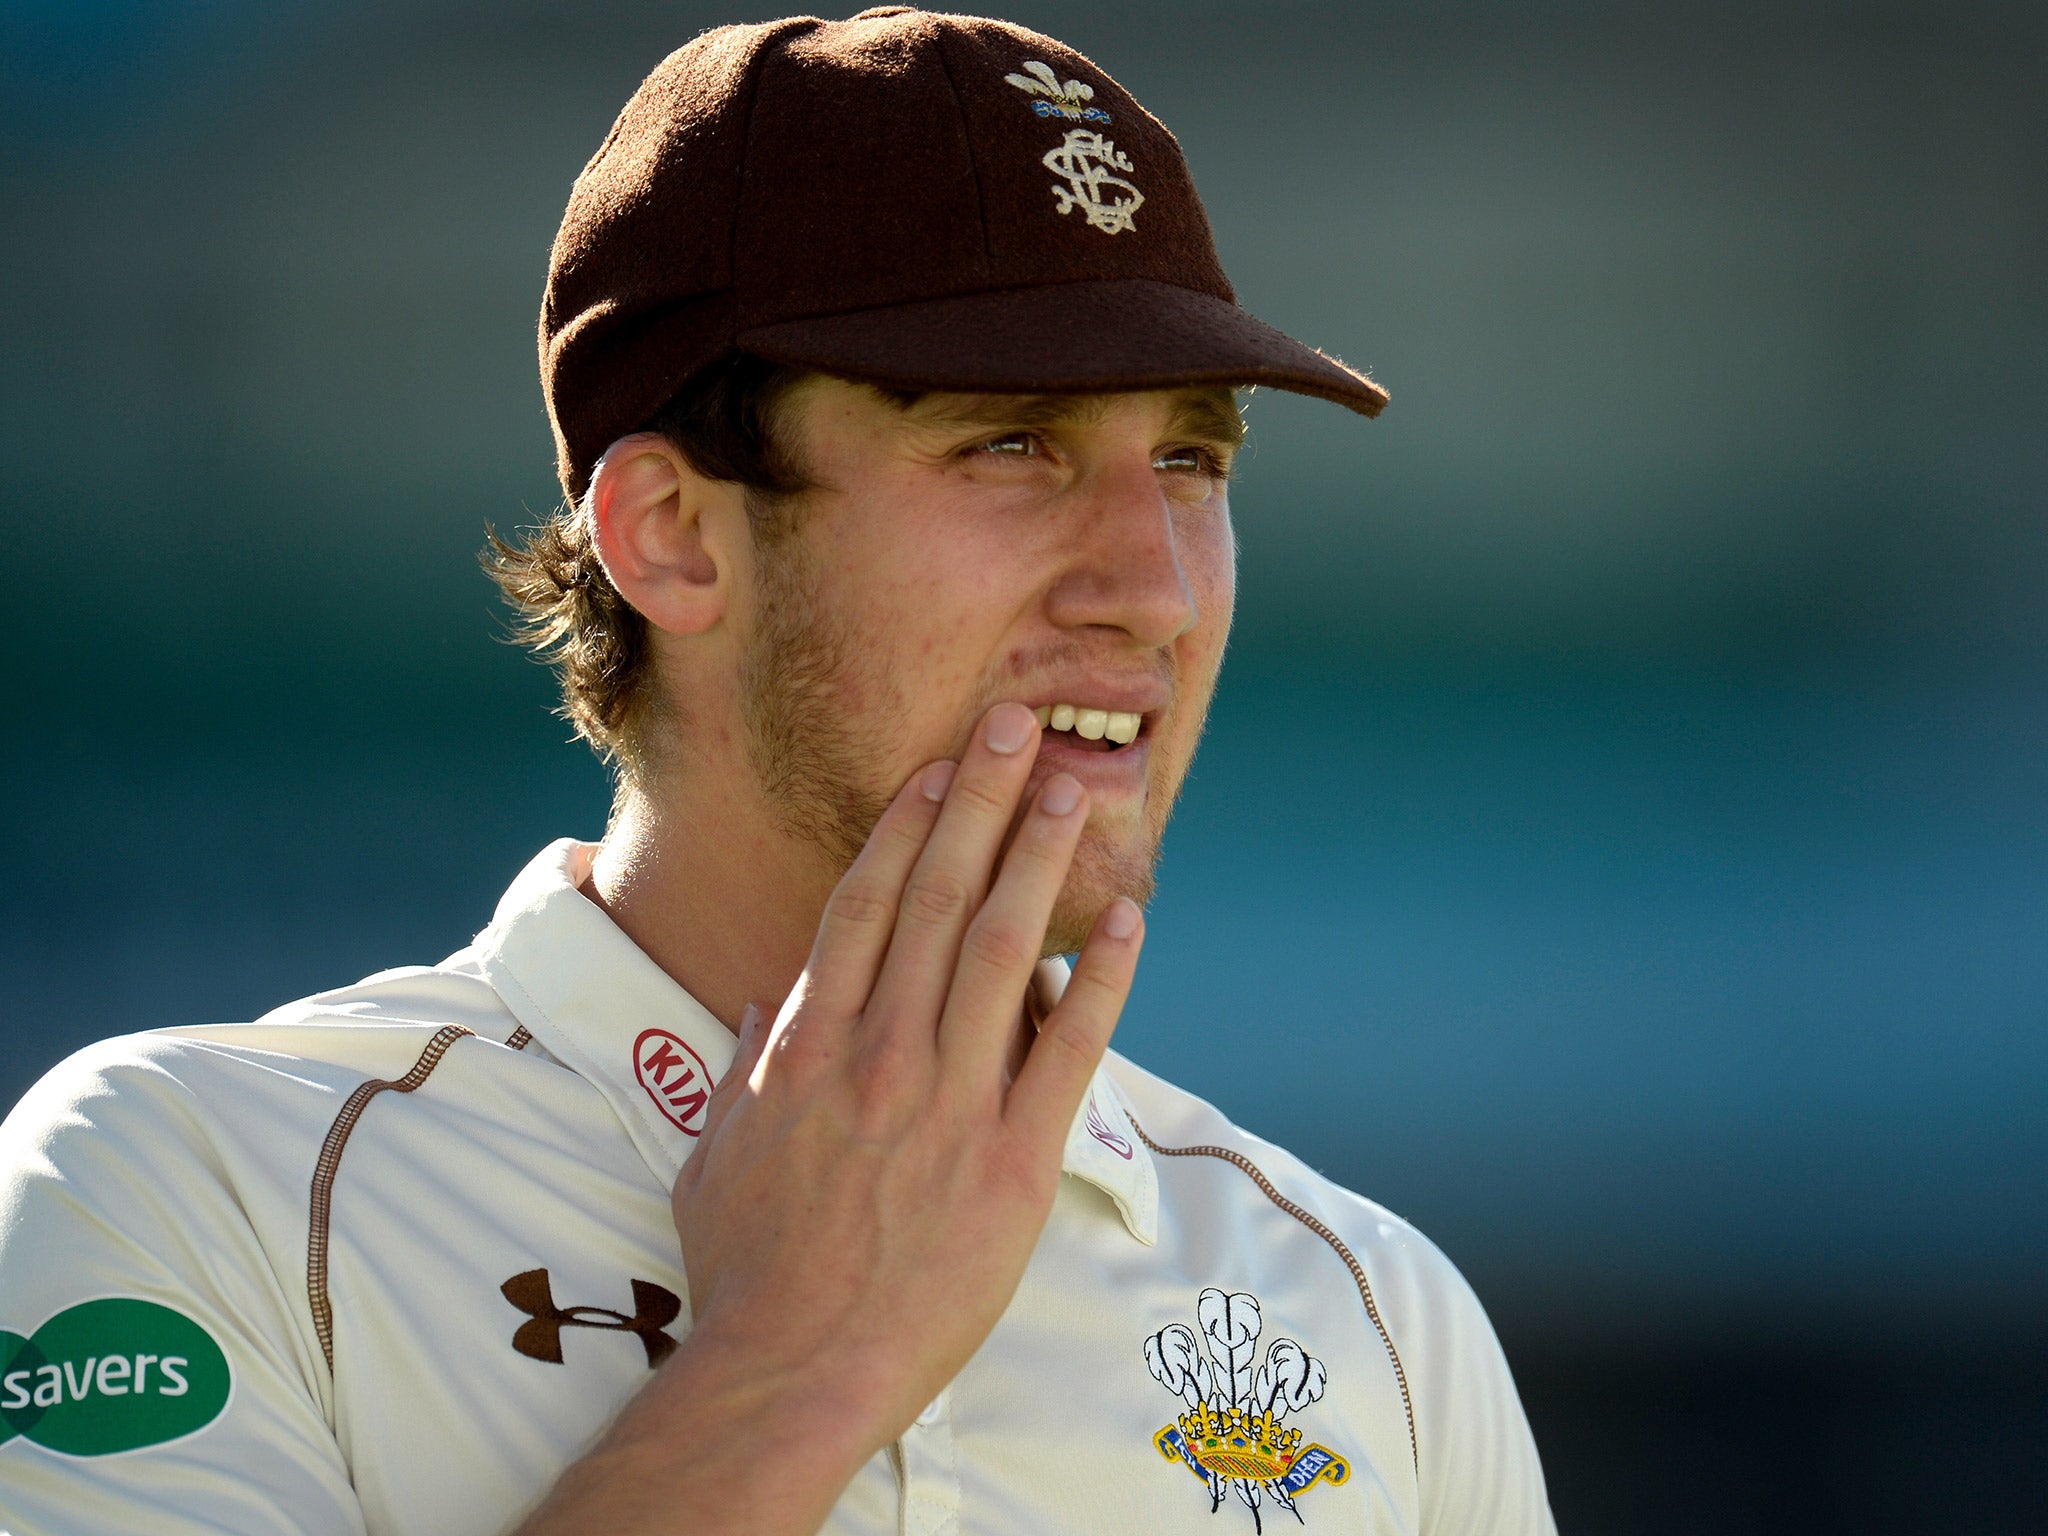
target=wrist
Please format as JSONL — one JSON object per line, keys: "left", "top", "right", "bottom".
{"left": 520, "top": 1316, "right": 890, "bottom": 1536}
{"left": 664, "top": 1318, "right": 895, "bottom": 1463}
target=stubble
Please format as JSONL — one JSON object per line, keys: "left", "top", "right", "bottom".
{"left": 739, "top": 521, "right": 1199, "bottom": 957}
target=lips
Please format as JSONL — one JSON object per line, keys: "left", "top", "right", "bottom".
{"left": 1031, "top": 724, "right": 1151, "bottom": 795}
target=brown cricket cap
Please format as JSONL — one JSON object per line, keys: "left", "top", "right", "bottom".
{"left": 542, "top": 5, "right": 1389, "bottom": 501}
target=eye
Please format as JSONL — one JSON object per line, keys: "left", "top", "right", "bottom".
{"left": 1154, "top": 446, "right": 1228, "bottom": 477}
{"left": 970, "top": 432, "right": 1042, "bottom": 459}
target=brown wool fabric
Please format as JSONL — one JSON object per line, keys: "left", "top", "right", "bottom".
{"left": 542, "top": 5, "right": 1388, "bottom": 501}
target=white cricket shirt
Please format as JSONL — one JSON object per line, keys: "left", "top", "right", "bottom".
{"left": 0, "top": 840, "right": 1553, "bottom": 1536}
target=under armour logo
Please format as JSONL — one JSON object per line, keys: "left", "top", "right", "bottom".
{"left": 500, "top": 1268, "right": 681, "bottom": 1369}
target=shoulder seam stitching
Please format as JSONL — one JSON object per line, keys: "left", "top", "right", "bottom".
{"left": 306, "top": 1025, "right": 475, "bottom": 1373}
{"left": 1126, "top": 1116, "right": 1419, "bottom": 1474}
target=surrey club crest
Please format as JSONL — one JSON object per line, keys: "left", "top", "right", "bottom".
{"left": 1146, "top": 1290, "right": 1351, "bottom": 1530}
{"left": 1040, "top": 130, "right": 1144, "bottom": 236}
{"left": 1004, "top": 58, "right": 1142, "bottom": 235}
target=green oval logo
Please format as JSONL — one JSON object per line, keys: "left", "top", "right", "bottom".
{"left": 0, "top": 1299, "right": 230, "bottom": 1456}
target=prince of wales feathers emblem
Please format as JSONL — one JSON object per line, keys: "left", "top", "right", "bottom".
{"left": 1146, "top": 1290, "right": 1351, "bottom": 1530}
{"left": 1003, "top": 59, "right": 1111, "bottom": 122}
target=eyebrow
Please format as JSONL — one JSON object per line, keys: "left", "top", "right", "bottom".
{"left": 1164, "top": 389, "right": 1249, "bottom": 452}
{"left": 905, "top": 387, "right": 1246, "bottom": 450}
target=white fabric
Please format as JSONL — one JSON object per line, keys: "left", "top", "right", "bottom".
{"left": 0, "top": 839, "right": 1553, "bottom": 1536}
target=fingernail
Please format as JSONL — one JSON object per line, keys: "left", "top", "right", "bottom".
{"left": 1040, "top": 774, "right": 1083, "bottom": 817}
{"left": 739, "top": 1002, "right": 760, "bottom": 1036}
{"left": 984, "top": 703, "right": 1036, "bottom": 755}
{"left": 920, "top": 760, "right": 957, "bottom": 801}
{"left": 1104, "top": 897, "right": 1140, "bottom": 939}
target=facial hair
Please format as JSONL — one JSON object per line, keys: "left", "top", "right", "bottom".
{"left": 739, "top": 524, "right": 897, "bottom": 875}
{"left": 738, "top": 525, "right": 1201, "bottom": 956}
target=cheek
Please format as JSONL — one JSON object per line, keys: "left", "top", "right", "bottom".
{"left": 1179, "top": 513, "right": 1236, "bottom": 677}
{"left": 823, "top": 523, "right": 1021, "bottom": 732}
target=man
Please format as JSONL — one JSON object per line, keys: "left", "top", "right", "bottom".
{"left": 0, "top": 10, "right": 1553, "bottom": 1534}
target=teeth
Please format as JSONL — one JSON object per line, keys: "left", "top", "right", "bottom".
{"left": 1034, "top": 702, "right": 1146, "bottom": 745}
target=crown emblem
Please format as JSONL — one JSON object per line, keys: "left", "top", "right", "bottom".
{"left": 1173, "top": 1402, "right": 1306, "bottom": 1482}
{"left": 1004, "top": 59, "right": 1112, "bottom": 122}
{"left": 1146, "top": 1289, "right": 1351, "bottom": 1530}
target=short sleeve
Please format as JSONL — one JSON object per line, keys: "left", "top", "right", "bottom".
{"left": 1389, "top": 1232, "right": 1556, "bottom": 1536}
{"left": 0, "top": 1039, "right": 365, "bottom": 1536}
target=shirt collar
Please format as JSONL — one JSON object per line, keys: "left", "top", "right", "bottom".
{"left": 1032, "top": 957, "right": 1158, "bottom": 1245}
{"left": 471, "top": 840, "right": 1156, "bottom": 1245}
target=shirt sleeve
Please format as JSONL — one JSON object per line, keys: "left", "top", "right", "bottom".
{"left": 0, "top": 1038, "right": 366, "bottom": 1536}
{"left": 1385, "top": 1228, "right": 1556, "bottom": 1536}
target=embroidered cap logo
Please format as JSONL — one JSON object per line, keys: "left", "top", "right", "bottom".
{"left": 1003, "top": 58, "right": 1111, "bottom": 122}
{"left": 501, "top": 1269, "right": 680, "bottom": 1369}
{"left": 1042, "top": 130, "right": 1144, "bottom": 236}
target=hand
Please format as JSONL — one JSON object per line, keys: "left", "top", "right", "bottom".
{"left": 670, "top": 702, "right": 1144, "bottom": 1463}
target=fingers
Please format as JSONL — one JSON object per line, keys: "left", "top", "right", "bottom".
{"left": 937, "top": 771, "right": 1089, "bottom": 1086}
{"left": 694, "top": 1001, "right": 773, "bottom": 1146}
{"left": 799, "top": 760, "right": 956, "bottom": 1021}
{"left": 864, "top": 704, "right": 1043, "bottom": 1034}
{"left": 1005, "top": 897, "right": 1143, "bottom": 1152}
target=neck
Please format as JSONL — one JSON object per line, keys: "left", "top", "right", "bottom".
{"left": 584, "top": 770, "right": 840, "bottom": 1036}
{"left": 584, "top": 765, "right": 1043, "bottom": 1078}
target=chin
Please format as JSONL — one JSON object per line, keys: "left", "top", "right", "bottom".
{"left": 1043, "top": 827, "right": 1158, "bottom": 958}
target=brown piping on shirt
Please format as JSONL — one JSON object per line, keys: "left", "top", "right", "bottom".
{"left": 1126, "top": 1117, "right": 1419, "bottom": 1474}
{"left": 506, "top": 1025, "right": 533, "bottom": 1051}
{"left": 307, "top": 1025, "right": 475, "bottom": 1372}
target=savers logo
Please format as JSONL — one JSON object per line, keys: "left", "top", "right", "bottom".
{"left": 1, "top": 1298, "right": 231, "bottom": 1457}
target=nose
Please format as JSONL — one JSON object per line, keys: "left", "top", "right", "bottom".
{"left": 1042, "top": 456, "right": 1200, "bottom": 648}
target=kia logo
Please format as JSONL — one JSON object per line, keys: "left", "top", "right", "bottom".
{"left": 632, "top": 1028, "right": 713, "bottom": 1136}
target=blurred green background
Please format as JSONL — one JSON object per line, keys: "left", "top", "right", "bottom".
{"left": 4, "top": 1, "right": 2044, "bottom": 1527}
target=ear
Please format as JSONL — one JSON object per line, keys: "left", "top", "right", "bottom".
{"left": 586, "top": 433, "right": 748, "bottom": 636}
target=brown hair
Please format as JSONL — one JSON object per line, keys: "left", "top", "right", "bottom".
{"left": 483, "top": 353, "right": 817, "bottom": 772}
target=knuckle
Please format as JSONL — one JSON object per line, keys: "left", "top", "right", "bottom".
{"left": 962, "top": 920, "right": 1032, "bottom": 975}
{"left": 878, "top": 808, "right": 936, "bottom": 853}
{"left": 827, "top": 884, "right": 895, "bottom": 931}
{"left": 951, "top": 771, "right": 1014, "bottom": 817}
{"left": 851, "top": 1050, "right": 908, "bottom": 1103}
{"left": 1032, "top": 1018, "right": 1103, "bottom": 1078}
{"left": 902, "top": 869, "right": 973, "bottom": 925}
{"left": 986, "top": 1140, "right": 1054, "bottom": 1205}
{"left": 848, "top": 1040, "right": 930, "bottom": 1124}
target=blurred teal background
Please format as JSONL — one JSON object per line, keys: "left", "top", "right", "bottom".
{"left": 4, "top": 1, "right": 2044, "bottom": 1526}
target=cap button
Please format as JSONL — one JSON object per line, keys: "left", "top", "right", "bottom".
{"left": 852, "top": 6, "right": 915, "bottom": 17}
